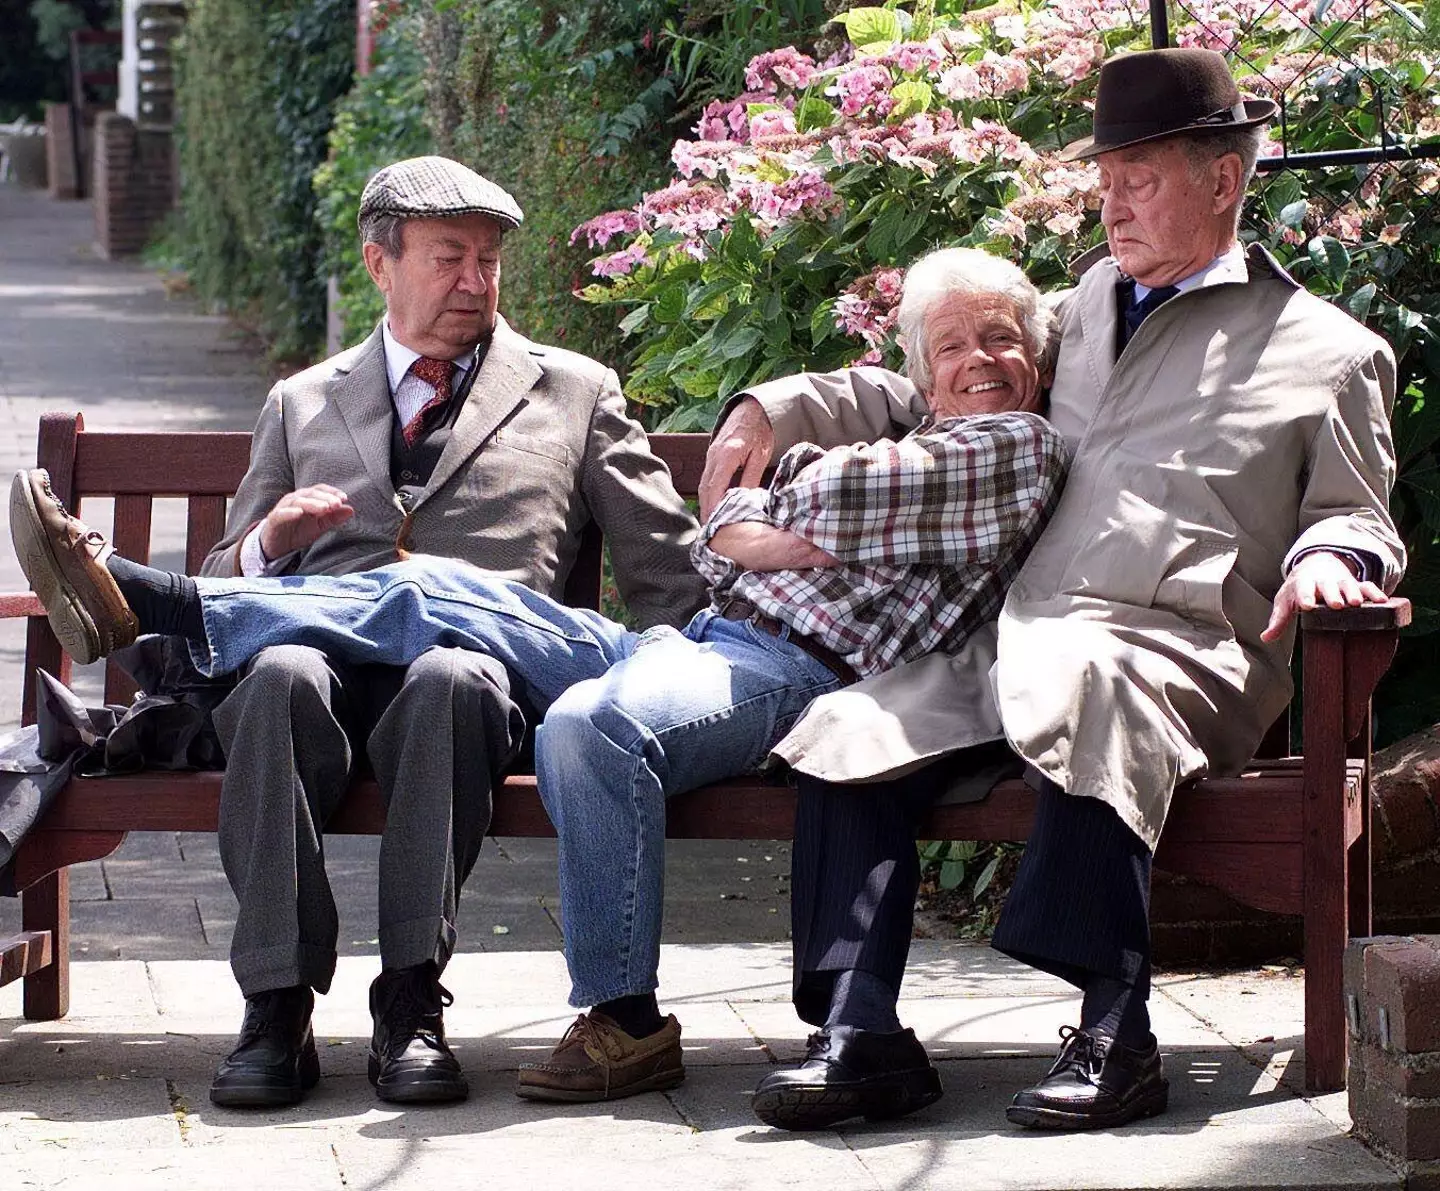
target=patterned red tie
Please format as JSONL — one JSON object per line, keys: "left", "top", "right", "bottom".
{"left": 402, "top": 357, "right": 457, "bottom": 447}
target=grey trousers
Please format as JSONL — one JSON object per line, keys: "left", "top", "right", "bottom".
{"left": 212, "top": 643, "right": 525, "bottom": 997}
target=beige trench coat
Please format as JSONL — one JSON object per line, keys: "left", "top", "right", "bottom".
{"left": 747, "top": 246, "right": 1405, "bottom": 847}
{"left": 202, "top": 317, "right": 706, "bottom": 629}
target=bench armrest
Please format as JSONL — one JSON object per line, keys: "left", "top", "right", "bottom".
{"left": 1301, "top": 597, "right": 1412, "bottom": 633}
{"left": 0, "top": 592, "right": 43, "bottom": 620}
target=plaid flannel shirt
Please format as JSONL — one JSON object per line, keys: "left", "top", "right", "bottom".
{"left": 692, "top": 411, "right": 1068, "bottom": 680}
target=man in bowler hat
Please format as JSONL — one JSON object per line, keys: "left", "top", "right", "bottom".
{"left": 702, "top": 49, "right": 1404, "bottom": 1131}
{"left": 186, "top": 157, "right": 703, "bottom": 1108}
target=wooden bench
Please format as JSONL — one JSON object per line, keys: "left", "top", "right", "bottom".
{"left": 0, "top": 410, "right": 1412, "bottom": 1094}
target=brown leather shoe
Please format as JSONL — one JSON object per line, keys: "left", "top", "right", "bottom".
{"left": 10, "top": 468, "right": 137, "bottom": 664}
{"left": 516, "top": 1011, "right": 685, "bottom": 1102}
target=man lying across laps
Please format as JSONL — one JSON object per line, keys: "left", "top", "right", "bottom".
{"left": 12, "top": 246, "right": 1067, "bottom": 1108}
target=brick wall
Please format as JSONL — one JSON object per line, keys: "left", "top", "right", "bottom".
{"left": 93, "top": 112, "right": 175, "bottom": 259}
{"left": 1345, "top": 935, "right": 1440, "bottom": 1187}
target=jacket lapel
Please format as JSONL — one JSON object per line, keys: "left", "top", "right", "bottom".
{"left": 329, "top": 325, "right": 396, "bottom": 497}
{"left": 417, "top": 316, "right": 542, "bottom": 507}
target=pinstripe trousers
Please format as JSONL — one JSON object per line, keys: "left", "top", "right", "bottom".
{"left": 789, "top": 757, "right": 1152, "bottom": 1026}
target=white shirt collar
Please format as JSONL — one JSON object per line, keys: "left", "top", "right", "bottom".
{"left": 380, "top": 320, "right": 475, "bottom": 396}
{"left": 1133, "top": 242, "right": 1248, "bottom": 302}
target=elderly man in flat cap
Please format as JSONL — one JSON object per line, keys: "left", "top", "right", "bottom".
{"left": 172, "top": 157, "right": 702, "bottom": 1108}
{"left": 703, "top": 49, "right": 1404, "bottom": 1132}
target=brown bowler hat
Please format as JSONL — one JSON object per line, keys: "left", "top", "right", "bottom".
{"left": 1058, "top": 48, "right": 1277, "bottom": 161}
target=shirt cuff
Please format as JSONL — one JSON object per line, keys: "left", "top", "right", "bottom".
{"left": 239, "top": 523, "right": 273, "bottom": 577}
{"left": 1289, "top": 546, "right": 1378, "bottom": 583}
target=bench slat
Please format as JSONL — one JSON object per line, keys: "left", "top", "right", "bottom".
{"left": 0, "top": 931, "right": 52, "bottom": 987}
{"left": 73, "top": 432, "right": 253, "bottom": 495}
{"left": 30, "top": 762, "right": 1353, "bottom": 845}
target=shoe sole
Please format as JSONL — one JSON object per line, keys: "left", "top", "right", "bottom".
{"left": 753, "top": 1067, "right": 943, "bottom": 1131}
{"left": 515, "top": 1065, "right": 686, "bottom": 1103}
{"left": 1005, "top": 1083, "right": 1170, "bottom": 1131}
{"left": 209, "top": 1039, "right": 321, "bottom": 1109}
{"left": 368, "top": 1053, "right": 470, "bottom": 1104}
{"left": 10, "top": 470, "right": 102, "bottom": 665}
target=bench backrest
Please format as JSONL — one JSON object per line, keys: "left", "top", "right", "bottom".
{"left": 25, "top": 411, "right": 711, "bottom": 710}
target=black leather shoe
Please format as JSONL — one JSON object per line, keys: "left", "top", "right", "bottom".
{"left": 751, "top": 1026, "right": 942, "bottom": 1130}
{"left": 1007, "top": 1026, "right": 1169, "bottom": 1130}
{"left": 368, "top": 962, "right": 468, "bottom": 1104}
{"left": 209, "top": 985, "right": 320, "bottom": 1108}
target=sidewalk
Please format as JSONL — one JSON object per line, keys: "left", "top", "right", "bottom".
{"left": 1, "top": 945, "right": 1398, "bottom": 1190}
{"left": 0, "top": 182, "right": 1402, "bottom": 1190}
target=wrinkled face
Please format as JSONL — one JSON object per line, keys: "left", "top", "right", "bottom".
{"left": 1097, "top": 139, "right": 1236, "bottom": 287}
{"left": 364, "top": 214, "right": 503, "bottom": 358}
{"left": 925, "top": 293, "right": 1044, "bottom": 419}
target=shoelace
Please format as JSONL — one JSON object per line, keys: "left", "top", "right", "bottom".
{"left": 236, "top": 990, "right": 301, "bottom": 1047}
{"left": 380, "top": 974, "right": 453, "bottom": 1053}
{"left": 564, "top": 1014, "right": 628, "bottom": 1064}
{"left": 1051, "top": 1025, "right": 1105, "bottom": 1083}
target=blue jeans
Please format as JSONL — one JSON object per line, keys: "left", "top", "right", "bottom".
{"left": 534, "top": 609, "right": 838, "bottom": 1007}
{"left": 194, "top": 556, "right": 841, "bottom": 1003}
{"left": 193, "top": 556, "right": 636, "bottom": 710}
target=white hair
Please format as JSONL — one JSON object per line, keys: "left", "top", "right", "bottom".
{"left": 896, "top": 247, "right": 1058, "bottom": 395}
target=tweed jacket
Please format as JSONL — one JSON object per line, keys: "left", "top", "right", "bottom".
{"left": 744, "top": 246, "right": 1404, "bottom": 847}
{"left": 202, "top": 317, "right": 706, "bottom": 629}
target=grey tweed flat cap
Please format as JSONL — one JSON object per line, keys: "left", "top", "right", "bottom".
{"left": 357, "top": 156, "right": 523, "bottom": 229}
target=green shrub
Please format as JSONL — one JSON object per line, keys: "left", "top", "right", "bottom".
{"left": 313, "top": 8, "right": 432, "bottom": 346}
{"left": 173, "top": 0, "right": 354, "bottom": 362}
{"left": 570, "top": 1, "right": 1440, "bottom": 737}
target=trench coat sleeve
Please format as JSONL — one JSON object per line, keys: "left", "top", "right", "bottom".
{"left": 1282, "top": 344, "right": 1406, "bottom": 591}
{"left": 729, "top": 367, "right": 930, "bottom": 453}
{"left": 580, "top": 369, "right": 708, "bottom": 629}
{"left": 200, "top": 381, "right": 296, "bottom": 578}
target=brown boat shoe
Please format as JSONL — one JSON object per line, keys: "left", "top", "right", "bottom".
{"left": 10, "top": 468, "right": 138, "bottom": 665}
{"left": 516, "top": 1011, "right": 685, "bottom": 1102}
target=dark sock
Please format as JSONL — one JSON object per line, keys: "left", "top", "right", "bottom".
{"left": 824, "top": 968, "right": 902, "bottom": 1034}
{"left": 105, "top": 555, "right": 204, "bottom": 641}
{"left": 1080, "top": 975, "right": 1151, "bottom": 1047}
{"left": 595, "top": 992, "right": 664, "bottom": 1039}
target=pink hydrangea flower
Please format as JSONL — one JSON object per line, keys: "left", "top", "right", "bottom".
{"left": 745, "top": 47, "right": 818, "bottom": 94}
{"left": 672, "top": 140, "right": 735, "bottom": 179}
{"left": 831, "top": 62, "right": 894, "bottom": 119}
{"left": 749, "top": 107, "right": 797, "bottom": 140}
{"left": 591, "top": 243, "right": 650, "bottom": 279}
{"left": 641, "top": 181, "right": 733, "bottom": 239}
{"left": 936, "top": 63, "right": 983, "bottom": 101}
{"left": 570, "top": 209, "right": 643, "bottom": 250}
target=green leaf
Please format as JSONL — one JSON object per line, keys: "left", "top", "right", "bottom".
{"left": 1279, "top": 199, "right": 1309, "bottom": 229}
{"left": 727, "top": 217, "right": 764, "bottom": 272}
{"left": 1308, "top": 235, "right": 1351, "bottom": 286}
{"left": 652, "top": 285, "right": 687, "bottom": 325}
{"left": 889, "top": 80, "right": 934, "bottom": 120}
{"left": 794, "top": 96, "right": 838, "bottom": 133}
{"left": 938, "top": 858, "right": 967, "bottom": 891}
{"left": 972, "top": 854, "right": 1002, "bottom": 899}
{"left": 719, "top": 324, "right": 764, "bottom": 360}
{"left": 833, "top": 7, "right": 902, "bottom": 52}
{"left": 919, "top": 839, "right": 947, "bottom": 862}
{"left": 618, "top": 304, "right": 651, "bottom": 336}
{"left": 1345, "top": 282, "right": 1377, "bottom": 323}
{"left": 811, "top": 298, "right": 837, "bottom": 346}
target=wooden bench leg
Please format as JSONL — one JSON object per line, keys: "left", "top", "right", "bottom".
{"left": 21, "top": 869, "right": 69, "bottom": 1020}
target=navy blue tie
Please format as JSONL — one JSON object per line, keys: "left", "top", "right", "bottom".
{"left": 1122, "top": 283, "right": 1179, "bottom": 348}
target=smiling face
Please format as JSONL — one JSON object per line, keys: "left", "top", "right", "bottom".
{"left": 1097, "top": 138, "right": 1243, "bottom": 287}
{"left": 924, "top": 293, "right": 1044, "bottom": 419}
{"left": 363, "top": 213, "right": 504, "bottom": 358}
